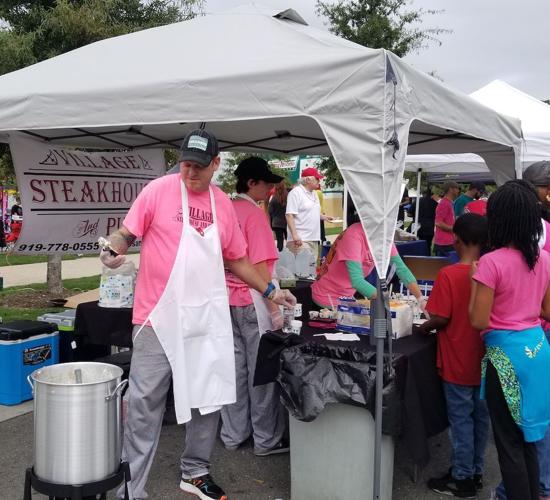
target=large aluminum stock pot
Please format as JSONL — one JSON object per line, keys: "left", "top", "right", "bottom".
{"left": 28, "top": 362, "right": 127, "bottom": 485}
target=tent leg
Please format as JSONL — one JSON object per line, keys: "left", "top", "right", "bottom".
{"left": 371, "top": 277, "right": 389, "bottom": 500}
{"left": 413, "top": 168, "right": 422, "bottom": 236}
{"left": 343, "top": 184, "right": 348, "bottom": 230}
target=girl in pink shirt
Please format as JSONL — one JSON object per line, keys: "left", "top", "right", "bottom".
{"left": 470, "top": 180, "right": 550, "bottom": 500}
{"left": 311, "top": 222, "right": 425, "bottom": 309}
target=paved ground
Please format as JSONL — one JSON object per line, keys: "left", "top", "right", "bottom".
{"left": 0, "top": 407, "right": 501, "bottom": 500}
{"left": 0, "top": 254, "right": 140, "bottom": 288}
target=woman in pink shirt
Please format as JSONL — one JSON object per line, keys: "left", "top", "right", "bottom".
{"left": 434, "top": 181, "right": 460, "bottom": 257}
{"left": 311, "top": 220, "right": 425, "bottom": 310}
{"left": 470, "top": 180, "right": 550, "bottom": 500}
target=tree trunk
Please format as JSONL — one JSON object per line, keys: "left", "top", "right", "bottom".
{"left": 47, "top": 254, "right": 63, "bottom": 297}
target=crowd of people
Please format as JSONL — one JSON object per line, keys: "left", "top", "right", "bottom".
{"left": 97, "top": 128, "right": 550, "bottom": 500}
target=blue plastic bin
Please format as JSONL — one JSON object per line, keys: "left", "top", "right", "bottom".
{"left": 0, "top": 320, "right": 59, "bottom": 405}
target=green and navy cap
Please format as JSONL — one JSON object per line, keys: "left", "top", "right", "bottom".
{"left": 178, "top": 129, "right": 219, "bottom": 167}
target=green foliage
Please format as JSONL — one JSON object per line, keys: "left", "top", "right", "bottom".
{"left": 0, "top": 0, "right": 204, "bottom": 179}
{"left": 315, "top": 0, "right": 448, "bottom": 185}
{"left": 315, "top": 0, "right": 448, "bottom": 57}
{"left": 317, "top": 156, "right": 342, "bottom": 188}
{"left": 164, "top": 149, "right": 179, "bottom": 170}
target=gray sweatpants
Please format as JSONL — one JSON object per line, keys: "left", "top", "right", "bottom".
{"left": 220, "top": 304, "right": 285, "bottom": 453}
{"left": 118, "top": 325, "right": 220, "bottom": 500}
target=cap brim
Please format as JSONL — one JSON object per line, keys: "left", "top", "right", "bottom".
{"left": 264, "top": 171, "right": 285, "bottom": 183}
{"left": 179, "top": 151, "right": 212, "bottom": 167}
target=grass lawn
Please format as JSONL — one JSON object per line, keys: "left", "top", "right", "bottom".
{"left": 1, "top": 275, "right": 101, "bottom": 322}
{"left": 1, "top": 306, "right": 65, "bottom": 323}
{"left": 0, "top": 254, "right": 79, "bottom": 267}
{"left": 1, "top": 275, "right": 101, "bottom": 295}
{"left": 325, "top": 226, "right": 343, "bottom": 236}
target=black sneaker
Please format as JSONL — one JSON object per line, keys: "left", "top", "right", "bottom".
{"left": 254, "top": 438, "right": 290, "bottom": 456}
{"left": 180, "top": 474, "right": 227, "bottom": 500}
{"left": 473, "top": 473, "right": 483, "bottom": 490}
{"left": 427, "top": 470, "right": 476, "bottom": 498}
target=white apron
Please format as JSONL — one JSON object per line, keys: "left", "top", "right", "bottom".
{"left": 137, "top": 182, "right": 236, "bottom": 424}
{"left": 235, "top": 194, "right": 276, "bottom": 334}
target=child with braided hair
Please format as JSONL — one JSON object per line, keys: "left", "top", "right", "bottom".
{"left": 470, "top": 180, "right": 550, "bottom": 500}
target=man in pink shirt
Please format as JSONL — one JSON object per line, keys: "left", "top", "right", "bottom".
{"left": 98, "top": 130, "right": 295, "bottom": 500}
{"left": 222, "top": 157, "right": 289, "bottom": 457}
{"left": 434, "top": 181, "right": 460, "bottom": 257}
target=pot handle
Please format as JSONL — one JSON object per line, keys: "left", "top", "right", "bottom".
{"left": 27, "top": 375, "right": 34, "bottom": 395}
{"left": 105, "top": 379, "right": 128, "bottom": 402}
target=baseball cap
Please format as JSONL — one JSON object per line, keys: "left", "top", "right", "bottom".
{"left": 301, "top": 167, "right": 324, "bottom": 180}
{"left": 178, "top": 129, "right": 219, "bottom": 167}
{"left": 234, "top": 157, "right": 284, "bottom": 184}
{"left": 523, "top": 161, "right": 550, "bottom": 186}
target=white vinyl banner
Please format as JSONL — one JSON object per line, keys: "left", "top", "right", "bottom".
{"left": 10, "top": 134, "right": 165, "bottom": 254}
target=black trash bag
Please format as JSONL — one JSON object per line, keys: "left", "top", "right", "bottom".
{"left": 277, "top": 342, "right": 402, "bottom": 436}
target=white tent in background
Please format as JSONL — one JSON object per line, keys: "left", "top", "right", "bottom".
{"left": 406, "top": 80, "right": 550, "bottom": 182}
{"left": 406, "top": 80, "right": 550, "bottom": 229}
{"left": 0, "top": 6, "right": 522, "bottom": 278}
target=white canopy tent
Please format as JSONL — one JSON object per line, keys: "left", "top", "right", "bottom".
{"left": 0, "top": 7, "right": 525, "bottom": 499}
{"left": 0, "top": 5, "right": 522, "bottom": 278}
{"left": 405, "top": 80, "right": 550, "bottom": 230}
{"left": 406, "top": 80, "right": 550, "bottom": 185}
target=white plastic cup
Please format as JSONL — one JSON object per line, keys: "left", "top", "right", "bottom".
{"left": 293, "top": 303, "right": 302, "bottom": 318}
{"left": 291, "top": 319, "right": 302, "bottom": 334}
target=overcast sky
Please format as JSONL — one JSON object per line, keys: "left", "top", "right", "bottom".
{"left": 205, "top": 0, "right": 550, "bottom": 100}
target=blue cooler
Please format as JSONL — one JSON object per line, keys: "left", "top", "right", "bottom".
{"left": 0, "top": 320, "right": 59, "bottom": 405}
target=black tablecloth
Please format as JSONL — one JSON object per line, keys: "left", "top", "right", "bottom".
{"left": 74, "top": 301, "right": 133, "bottom": 350}
{"left": 256, "top": 327, "right": 447, "bottom": 466}
{"left": 256, "top": 283, "right": 448, "bottom": 466}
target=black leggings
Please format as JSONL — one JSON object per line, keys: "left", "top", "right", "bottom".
{"left": 485, "top": 361, "right": 539, "bottom": 500}
{"left": 273, "top": 227, "right": 287, "bottom": 252}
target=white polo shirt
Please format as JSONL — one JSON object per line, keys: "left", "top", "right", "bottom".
{"left": 286, "top": 184, "right": 321, "bottom": 242}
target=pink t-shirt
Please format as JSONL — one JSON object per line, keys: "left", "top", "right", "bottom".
{"left": 225, "top": 198, "right": 278, "bottom": 306}
{"left": 473, "top": 247, "right": 550, "bottom": 332}
{"left": 123, "top": 175, "right": 247, "bottom": 325}
{"left": 311, "top": 222, "right": 398, "bottom": 306}
{"left": 434, "top": 197, "right": 455, "bottom": 246}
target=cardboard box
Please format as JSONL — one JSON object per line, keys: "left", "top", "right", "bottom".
{"left": 402, "top": 256, "right": 451, "bottom": 281}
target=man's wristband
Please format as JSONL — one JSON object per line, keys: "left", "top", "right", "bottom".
{"left": 262, "top": 282, "right": 276, "bottom": 299}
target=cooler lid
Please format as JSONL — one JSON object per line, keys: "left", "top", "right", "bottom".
{"left": 0, "top": 320, "right": 57, "bottom": 341}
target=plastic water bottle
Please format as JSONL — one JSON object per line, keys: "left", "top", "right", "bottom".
{"left": 295, "top": 248, "right": 316, "bottom": 278}
{"left": 282, "top": 306, "right": 295, "bottom": 334}
{"left": 277, "top": 247, "right": 296, "bottom": 277}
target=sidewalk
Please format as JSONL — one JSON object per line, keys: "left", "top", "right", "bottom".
{"left": 0, "top": 254, "right": 140, "bottom": 288}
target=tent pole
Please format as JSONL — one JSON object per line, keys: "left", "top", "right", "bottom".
{"left": 413, "top": 168, "right": 422, "bottom": 236}
{"left": 371, "top": 275, "right": 388, "bottom": 500}
{"left": 343, "top": 184, "right": 348, "bottom": 230}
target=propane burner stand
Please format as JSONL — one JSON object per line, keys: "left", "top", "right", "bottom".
{"left": 23, "top": 461, "right": 130, "bottom": 500}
